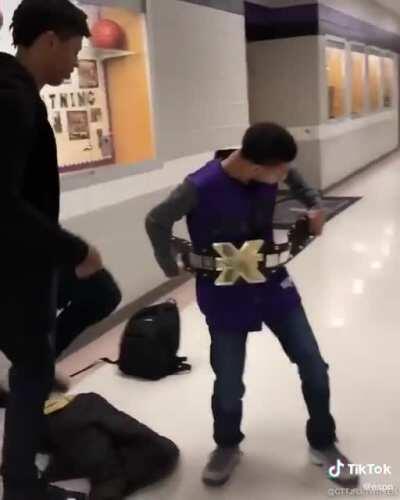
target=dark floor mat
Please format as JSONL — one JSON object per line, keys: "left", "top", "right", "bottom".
{"left": 273, "top": 196, "right": 362, "bottom": 228}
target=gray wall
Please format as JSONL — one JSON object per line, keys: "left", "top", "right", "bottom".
{"left": 247, "top": 37, "right": 321, "bottom": 127}
{"left": 146, "top": 0, "right": 249, "bottom": 161}
{"left": 247, "top": 36, "right": 323, "bottom": 187}
{"left": 294, "top": 140, "right": 322, "bottom": 190}
{"left": 179, "top": 0, "right": 243, "bottom": 14}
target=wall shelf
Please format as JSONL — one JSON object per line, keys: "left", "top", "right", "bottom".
{"left": 80, "top": 46, "right": 135, "bottom": 61}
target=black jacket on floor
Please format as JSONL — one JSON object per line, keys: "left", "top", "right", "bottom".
{"left": 0, "top": 53, "right": 88, "bottom": 355}
{"left": 43, "top": 393, "right": 180, "bottom": 500}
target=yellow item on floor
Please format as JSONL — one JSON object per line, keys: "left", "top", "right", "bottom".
{"left": 44, "top": 395, "right": 75, "bottom": 416}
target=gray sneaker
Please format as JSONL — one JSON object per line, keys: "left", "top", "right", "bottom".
{"left": 310, "top": 444, "right": 360, "bottom": 488}
{"left": 202, "top": 446, "right": 242, "bottom": 486}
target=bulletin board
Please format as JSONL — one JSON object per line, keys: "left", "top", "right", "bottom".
{"left": 0, "top": 0, "right": 155, "bottom": 173}
{"left": 41, "top": 56, "right": 113, "bottom": 170}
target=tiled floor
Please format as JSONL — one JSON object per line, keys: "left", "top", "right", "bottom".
{"left": 2, "top": 152, "right": 400, "bottom": 499}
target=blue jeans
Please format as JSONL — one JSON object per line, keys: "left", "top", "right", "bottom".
{"left": 209, "top": 305, "right": 337, "bottom": 449}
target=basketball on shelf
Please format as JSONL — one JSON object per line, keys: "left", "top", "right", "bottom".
{"left": 91, "top": 19, "right": 125, "bottom": 50}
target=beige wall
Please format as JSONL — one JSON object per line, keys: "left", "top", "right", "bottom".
{"left": 247, "top": 37, "right": 321, "bottom": 127}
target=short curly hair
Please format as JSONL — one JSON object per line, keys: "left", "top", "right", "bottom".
{"left": 11, "top": 0, "right": 90, "bottom": 48}
{"left": 241, "top": 122, "right": 297, "bottom": 166}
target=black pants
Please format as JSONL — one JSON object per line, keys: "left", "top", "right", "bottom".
{"left": 210, "top": 305, "right": 337, "bottom": 450}
{"left": 1, "top": 268, "right": 121, "bottom": 497}
{"left": 55, "top": 268, "right": 122, "bottom": 358}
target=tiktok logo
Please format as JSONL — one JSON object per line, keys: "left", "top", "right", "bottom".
{"left": 329, "top": 459, "right": 345, "bottom": 478}
{"left": 328, "top": 460, "right": 392, "bottom": 477}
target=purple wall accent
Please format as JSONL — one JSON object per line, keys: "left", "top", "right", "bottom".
{"left": 319, "top": 4, "right": 400, "bottom": 53}
{"left": 245, "top": 2, "right": 318, "bottom": 41}
{"left": 245, "top": 1, "right": 400, "bottom": 53}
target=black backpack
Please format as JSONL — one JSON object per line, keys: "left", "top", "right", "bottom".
{"left": 70, "top": 301, "right": 191, "bottom": 382}
{"left": 118, "top": 300, "right": 191, "bottom": 380}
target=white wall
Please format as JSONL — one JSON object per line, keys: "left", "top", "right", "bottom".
{"left": 0, "top": 0, "right": 18, "bottom": 53}
{"left": 319, "top": 112, "right": 398, "bottom": 187}
{"left": 146, "top": 0, "right": 249, "bottom": 160}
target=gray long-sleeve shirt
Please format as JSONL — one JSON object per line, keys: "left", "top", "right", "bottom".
{"left": 145, "top": 167, "right": 321, "bottom": 277}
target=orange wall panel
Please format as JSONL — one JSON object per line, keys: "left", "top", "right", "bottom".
{"left": 102, "top": 8, "right": 154, "bottom": 165}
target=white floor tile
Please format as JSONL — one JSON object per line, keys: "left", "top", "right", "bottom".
{"left": 2, "top": 153, "right": 400, "bottom": 499}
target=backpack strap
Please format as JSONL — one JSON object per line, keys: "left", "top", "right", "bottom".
{"left": 69, "top": 357, "right": 117, "bottom": 378}
{"left": 170, "top": 357, "right": 192, "bottom": 375}
{"left": 70, "top": 356, "right": 192, "bottom": 378}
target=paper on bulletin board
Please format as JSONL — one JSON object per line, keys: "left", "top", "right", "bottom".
{"left": 41, "top": 56, "right": 113, "bottom": 169}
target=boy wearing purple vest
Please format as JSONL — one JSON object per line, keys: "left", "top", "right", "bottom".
{"left": 146, "top": 123, "right": 359, "bottom": 489}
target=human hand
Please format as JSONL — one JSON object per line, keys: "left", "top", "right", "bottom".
{"left": 75, "top": 245, "right": 103, "bottom": 279}
{"left": 308, "top": 208, "right": 326, "bottom": 236}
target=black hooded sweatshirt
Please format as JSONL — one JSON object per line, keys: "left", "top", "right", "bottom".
{"left": 0, "top": 52, "right": 90, "bottom": 348}
{"left": 0, "top": 52, "right": 88, "bottom": 278}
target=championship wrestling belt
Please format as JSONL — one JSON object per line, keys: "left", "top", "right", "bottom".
{"left": 170, "top": 216, "right": 314, "bottom": 286}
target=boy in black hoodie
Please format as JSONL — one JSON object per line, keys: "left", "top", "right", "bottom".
{"left": 0, "top": 1, "right": 120, "bottom": 499}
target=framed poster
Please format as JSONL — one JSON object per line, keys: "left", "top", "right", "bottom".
{"left": 67, "top": 110, "right": 90, "bottom": 140}
{"left": 91, "top": 107, "right": 102, "bottom": 123}
{"left": 78, "top": 59, "right": 99, "bottom": 89}
{"left": 52, "top": 111, "right": 63, "bottom": 134}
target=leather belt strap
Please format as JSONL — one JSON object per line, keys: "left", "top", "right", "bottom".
{"left": 188, "top": 241, "right": 291, "bottom": 272}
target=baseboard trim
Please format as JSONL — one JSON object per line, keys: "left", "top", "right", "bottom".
{"left": 322, "top": 148, "right": 400, "bottom": 194}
